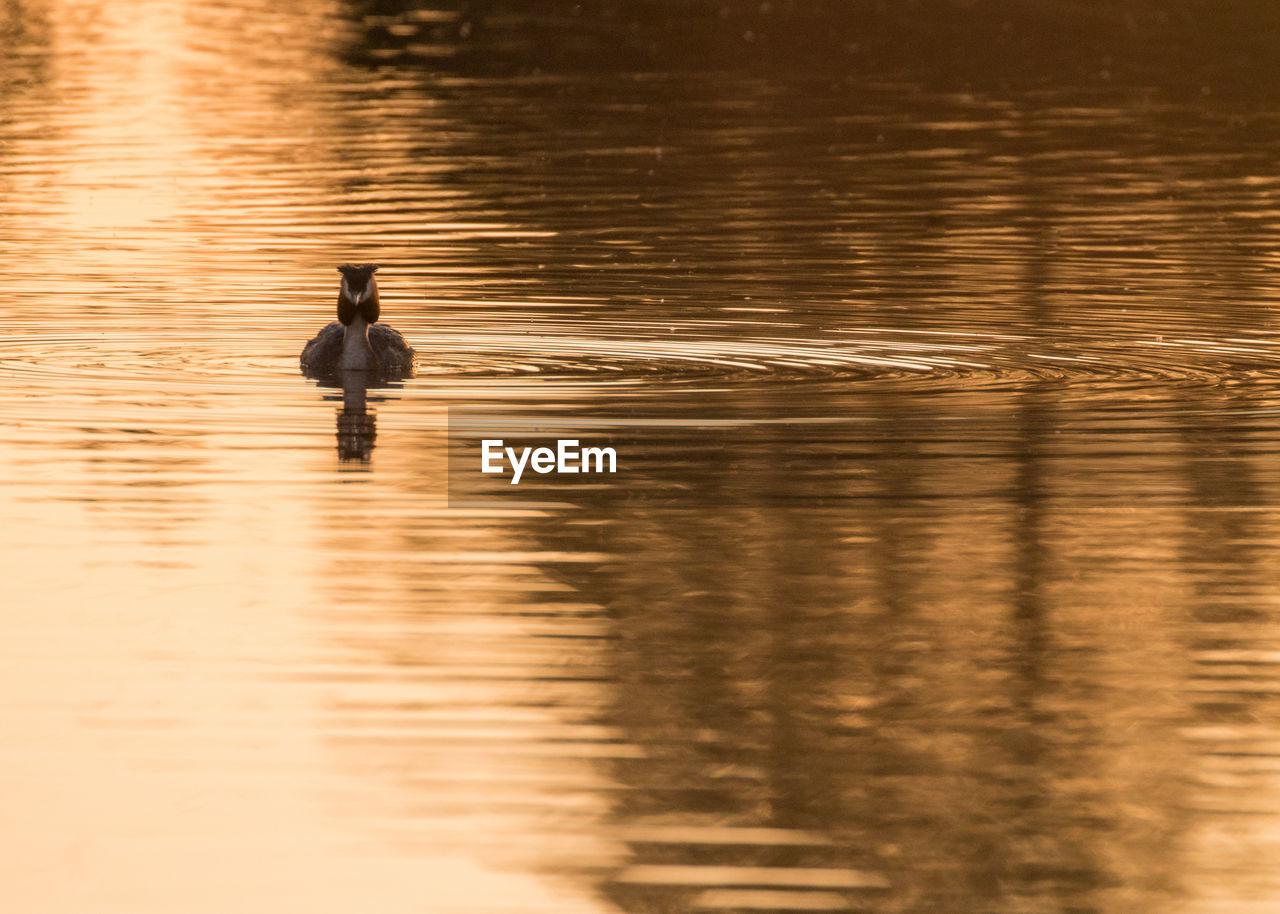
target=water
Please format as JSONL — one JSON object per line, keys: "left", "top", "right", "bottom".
{"left": 5, "top": 1, "right": 1280, "bottom": 911}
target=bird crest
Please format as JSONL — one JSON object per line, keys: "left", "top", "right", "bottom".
{"left": 337, "top": 263, "right": 379, "bottom": 294}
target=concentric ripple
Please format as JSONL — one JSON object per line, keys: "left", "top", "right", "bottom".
{"left": 6, "top": 320, "right": 1280, "bottom": 402}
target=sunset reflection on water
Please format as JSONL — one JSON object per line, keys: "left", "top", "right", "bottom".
{"left": 6, "top": 2, "right": 1280, "bottom": 912}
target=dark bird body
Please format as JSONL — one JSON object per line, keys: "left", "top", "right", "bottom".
{"left": 300, "top": 264, "right": 415, "bottom": 378}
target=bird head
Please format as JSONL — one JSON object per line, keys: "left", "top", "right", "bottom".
{"left": 337, "top": 264, "right": 380, "bottom": 325}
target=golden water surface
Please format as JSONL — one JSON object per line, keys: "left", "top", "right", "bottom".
{"left": 5, "top": 2, "right": 1280, "bottom": 912}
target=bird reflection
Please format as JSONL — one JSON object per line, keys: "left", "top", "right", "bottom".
{"left": 334, "top": 369, "right": 377, "bottom": 461}
{"left": 309, "top": 369, "right": 410, "bottom": 462}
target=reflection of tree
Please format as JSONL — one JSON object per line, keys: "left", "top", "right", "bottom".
{"left": 1171, "top": 382, "right": 1280, "bottom": 899}
{"left": 481, "top": 117, "right": 1208, "bottom": 907}
{"left": 494, "top": 372, "right": 1193, "bottom": 911}
{"left": 0, "top": 1, "right": 54, "bottom": 238}
{"left": 312, "top": 3, "right": 1280, "bottom": 909}
{"left": 0, "top": 1, "right": 52, "bottom": 92}
{"left": 342, "top": 1, "right": 1280, "bottom": 95}
{"left": 331, "top": 0, "right": 1280, "bottom": 367}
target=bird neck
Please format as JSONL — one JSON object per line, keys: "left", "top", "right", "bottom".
{"left": 340, "top": 313, "right": 377, "bottom": 370}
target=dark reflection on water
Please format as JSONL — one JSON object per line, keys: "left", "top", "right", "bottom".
{"left": 6, "top": 1, "right": 1280, "bottom": 912}
{"left": 438, "top": 377, "right": 1262, "bottom": 911}
{"left": 310, "top": 370, "right": 412, "bottom": 462}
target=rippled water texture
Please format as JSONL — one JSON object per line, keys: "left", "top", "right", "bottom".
{"left": 7, "top": 2, "right": 1280, "bottom": 912}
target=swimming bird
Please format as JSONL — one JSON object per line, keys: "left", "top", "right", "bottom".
{"left": 300, "top": 264, "right": 415, "bottom": 378}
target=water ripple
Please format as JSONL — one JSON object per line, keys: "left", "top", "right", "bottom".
{"left": 4, "top": 322, "right": 1280, "bottom": 402}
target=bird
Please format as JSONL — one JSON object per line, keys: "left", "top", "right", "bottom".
{"left": 300, "top": 264, "right": 415, "bottom": 378}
